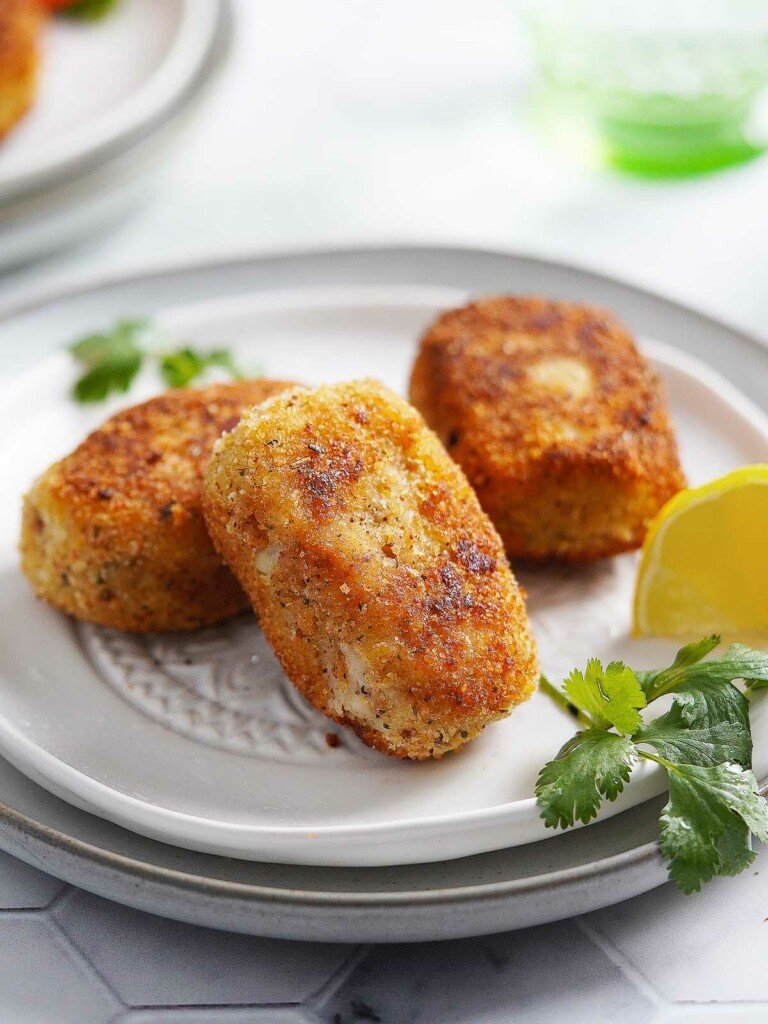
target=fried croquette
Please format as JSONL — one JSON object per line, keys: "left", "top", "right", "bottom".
{"left": 409, "top": 297, "right": 686, "bottom": 562}
{"left": 202, "top": 379, "right": 538, "bottom": 760}
{"left": 20, "top": 379, "right": 297, "bottom": 632}
{"left": 0, "top": 0, "right": 41, "bottom": 142}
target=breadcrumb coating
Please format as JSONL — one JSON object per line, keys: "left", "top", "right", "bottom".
{"left": 20, "top": 380, "right": 297, "bottom": 632}
{"left": 0, "top": 0, "right": 41, "bottom": 141}
{"left": 203, "top": 379, "right": 538, "bottom": 759}
{"left": 409, "top": 297, "right": 686, "bottom": 562}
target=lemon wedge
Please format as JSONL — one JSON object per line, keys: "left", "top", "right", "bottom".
{"left": 633, "top": 465, "right": 768, "bottom": 639}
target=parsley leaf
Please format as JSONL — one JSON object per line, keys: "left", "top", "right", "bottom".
{"left": 70, "top": 320, "right": 146, "bottom": 403}
{"left": 656, "top": 760, "right": 768, "bottom": 893}
{"left": 635, "top": 679, "right": 752, "bottom": 769}
{"left": 563, "top": 659, "right": 646, "bottom": 734}
{"left": 536, "top": 729, "right": 638, "bottom": 828}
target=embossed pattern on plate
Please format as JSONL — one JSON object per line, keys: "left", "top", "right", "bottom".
{"left": 76, "top": 560, "right": 639, "bottom": 769}
{"left": 78, "top": 616, "right": 360, "bottom": 764}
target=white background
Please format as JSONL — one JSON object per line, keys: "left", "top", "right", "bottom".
{"left": 2, "top": 0, "right": 767, "bottom": 345}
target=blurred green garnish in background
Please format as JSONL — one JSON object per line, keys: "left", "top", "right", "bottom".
{"left": 526, "top": 1, "right": 768, "bottom": 178}
{"left": 69, "top": 320, "right": 247, "bottom": 403}
{"left": 64, "top": 0, "right": 121, "bottom": 20}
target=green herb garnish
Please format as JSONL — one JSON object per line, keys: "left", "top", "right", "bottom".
{"left": 537, "top": 637, "right": 768, "bottom": 893}
{"left": 159, "top": 348, "right": 245, "bottom": 389}
{"left": 70, "top": 320, "right": 146, "bottom": 403}
{"left": 69, "top": 320, "right": 246, "bottom": 403}
{"left": 63, "top": 0, "right": 121, "bottom": 20}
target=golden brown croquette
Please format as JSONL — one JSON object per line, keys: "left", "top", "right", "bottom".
{"left": 409, "top": 297, "right": 686, "bottom": 562}
{"left": 20, "top": 379, "right": 297, "bottom": 632}
{"left": 202, "top": 379, "right": 538, "bottom": 760}
{"left": 0, "top": 0, "right": 41, "bottom": 142}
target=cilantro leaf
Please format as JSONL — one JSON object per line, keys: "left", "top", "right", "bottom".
{"left": 159, "top": 347, "right": 246, "bottom": 389}
{"left": 536, "top": 729, "right": 638, "bottom": 829}
{"left": 656, "top": 760, "right": 768, "bottom": 893}
{"left": 563, "top": 659, "right": 646, "bottom": 734}
{"left": 69, "top": 319, "right": 146, "bottom": 368}
{"left": 635, "top": 679, "right": 752, "bottom": 769}
{"left": 69, "top": 320, "right": 146, "bottom": 403}
{"left": 69, "top": 319, "right": 248, "bottom": 402}
{"left": 642, "top": 642, "right": 768, "bottom": 702}
{"left": 205, "top": 349, "right": 245, "bottom": 380}
{"left": 670, "top": 635, "right": 723, "bottom": 668}
{"left": 158, "top": 348, "right": 207, "bottom": 389}
{"left": 64, "top": 0, "right": 120, "bottom": 20}
{"left": 73, "top": 357, "right": 142, "bottom": 403}
{"left": 538, "top": 638, "right": 768, "bottom": 895}
{"left": 635, "top": 635, "right": 721, "bottom": 694}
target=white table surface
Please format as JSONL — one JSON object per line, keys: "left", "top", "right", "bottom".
{"left": 2, "top": 1, "right": 768, "bottom": 1021}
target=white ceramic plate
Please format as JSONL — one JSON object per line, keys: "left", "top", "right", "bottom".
{"left": 0, "top": 246, "right": 766, "bottom": 939}
{"left": 1, "top": 283, "right": 767, "bottom": 867}
{"left": 0, "top": 0, "right": 223, "bottom": 205}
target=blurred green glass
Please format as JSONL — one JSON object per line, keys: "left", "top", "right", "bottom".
{"left": 526, "top": 1, "right": 768, "bottom": 177}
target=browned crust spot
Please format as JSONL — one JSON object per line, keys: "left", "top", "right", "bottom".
{"left": 202, "top": 379, "right": 538, "bottom": 760}
{"left": 409, "top": 296, "right": 686, "bottom": 561}
{"left": 0, "top": 0, "right": 41, "bottom": 141}
{"left": 20, "top": 379, "right": 298, "bottom": 631}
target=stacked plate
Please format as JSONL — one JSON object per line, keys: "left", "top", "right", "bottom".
{"left": 0, "top": 247, "right": 767, "bottom": 942}
{"left": 0, "top": 0, "right": 228, "bottom": 271}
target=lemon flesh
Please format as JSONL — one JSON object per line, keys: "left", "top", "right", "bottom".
{"left": 634, "top": 465, "right": 768, "bottom": 639}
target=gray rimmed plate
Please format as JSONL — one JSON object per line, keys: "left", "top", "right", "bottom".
{"left": 0, "top": 246, "right": 765, "bottom": 941}
{"left": 0, "top": 0, "right": 230, "bottom": 271}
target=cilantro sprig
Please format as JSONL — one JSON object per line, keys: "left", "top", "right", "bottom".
{"left": 63, "top": 0, "right": 120, "bottom": 20}
{"left": 69, "top": 320, "right": 247, "bottom": 403}
{"left": 537, "top": 638, "right": 768, "bottom": 893}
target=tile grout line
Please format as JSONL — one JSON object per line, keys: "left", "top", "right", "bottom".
{"left": 47, "top": 909, "right": 128, "bottom": 1009}
{"left": 44, "top": 883, "right": 74, "bottom": 912}
{"left": 0, "top": 876, "right": 71, "bottom": 914}
{"left": 673, "top": 999, "right": 768, "bottom": 1007}
{"left": 576, "top": 915, "right": 669, "bottom": 1011}
{"left": 0, "top": 907, "right": 55, "bottom": 919}
{"left": 307, "top": 943, "right": 372, "bottom": 1012}
{"left": 48, "top": 884, "right": 79, "bottom": 915}
{"left": 112, "top": 999, "right": 311, "bottom": 1010}
{"left": 109, "top": 998, "right": 315, "bottom": 1021}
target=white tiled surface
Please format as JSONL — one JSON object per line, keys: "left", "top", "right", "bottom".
{"left": 0, "top": 914, "right": 118, "bottom": 1023}
{"left": 53, "top": 891, "right": 354, "bottom": 1007}
{"left": 586, "top": 860, "right": 768, "bottom": 1004}
{"left": 0, "top": 849, "right": 65, "bottom": 909}
{"left": 2, "top": 846, "right": 768, "bottom": 1021}
{"left": 3, "top": 0, "right": 768, "bottom": 1020}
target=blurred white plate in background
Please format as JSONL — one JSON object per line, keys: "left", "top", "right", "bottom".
{"left": 0, "top": 0, "right": 228, "bottom": 269}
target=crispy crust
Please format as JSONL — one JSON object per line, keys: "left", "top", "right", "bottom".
{"left": 409, "top": 297, "right": 686, "bottom": 562}
{"left": 202, "top": 379, "right": 538, "bottom": 760}
{"left": 20, "top": 380, "right": 297, "bottom": 632}
{"left": 0, "top": 0, "right": 41, "bottom": 142}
